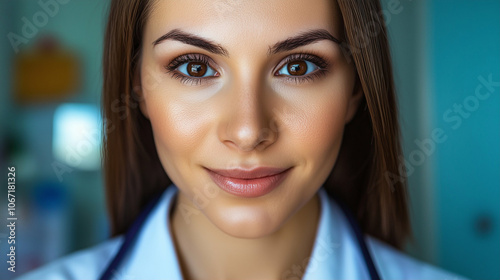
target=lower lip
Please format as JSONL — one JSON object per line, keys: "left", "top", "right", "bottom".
{"left": 205, "top": 168, "right": 292, "bottom": 198}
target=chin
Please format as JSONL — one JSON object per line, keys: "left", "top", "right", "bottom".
{"left": 203, "top": 198, "right": 290, "bottom": 239}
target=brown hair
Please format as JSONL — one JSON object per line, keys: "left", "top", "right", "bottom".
{"left": 102, "top": 0, "right": 411, "bottom": 249}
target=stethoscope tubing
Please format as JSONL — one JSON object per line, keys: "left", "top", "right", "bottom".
{"left": 99, "top": 193, "right": 162, "bottom": 280}
{"left": 99, "top": 188, "right": 382, "bottom": 280}
{"left": 331, "top": 196, "right": 382, "bottom": 280}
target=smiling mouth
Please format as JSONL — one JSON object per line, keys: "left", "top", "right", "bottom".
{"left": 204, "top": 166, "right": 293, "bottom": 198}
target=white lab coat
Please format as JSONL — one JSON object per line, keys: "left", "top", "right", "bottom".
{"left": 16, "top": 185, "right": 467, "bottom": 280}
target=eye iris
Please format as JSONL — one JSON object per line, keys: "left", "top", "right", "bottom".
{"left": 287, "top": 60, "right": 307, "bottom": 76}
{"left": 187, "top": 62, "right": 207, "bottom": 77}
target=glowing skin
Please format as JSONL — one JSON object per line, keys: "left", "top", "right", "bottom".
{"left": 137, "top": 0, "right": 362, "bottom": 279}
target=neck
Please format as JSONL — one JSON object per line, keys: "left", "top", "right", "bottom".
{"left": 170, "top": 191, "right": 321, "bottom": 280}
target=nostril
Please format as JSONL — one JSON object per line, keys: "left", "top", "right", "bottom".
{"left": 256, "top": 127, "right": 277, "bottom": 145}
{"left": 226, "top": 127, "right": 277, "bottom": 153}
{"left": 219, "top": 106, "right": 279, "bottom": 152}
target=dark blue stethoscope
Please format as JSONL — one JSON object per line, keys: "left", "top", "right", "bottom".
{"left": 99, "top": 189, "right": 382, "bottom": 280}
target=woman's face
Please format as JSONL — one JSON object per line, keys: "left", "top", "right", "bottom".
{"left": 138, "top": 0, "right": 361, "bottom": 238}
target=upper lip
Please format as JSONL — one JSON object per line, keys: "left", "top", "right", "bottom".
{"left": 205, "top": 166, "right": 291, "bottom": 179}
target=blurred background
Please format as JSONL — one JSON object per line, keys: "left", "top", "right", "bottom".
{"left": 0, "top": 0, "right": 498, "bottom": 279}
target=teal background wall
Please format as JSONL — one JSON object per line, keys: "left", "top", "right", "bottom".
{"left": 382, "top": 0, "right": 438, "bottom": 267}
{"left": 385, "top": 0, "right": 500, "bottom": 279}
{"left": 0, "top": 1, "right": 109, "bottom": 279}
{"left": 429, "top": 1, "right": 500, "bottom": 279}
{"left": 1, "top": 0, "right": 498, "bottom": 279}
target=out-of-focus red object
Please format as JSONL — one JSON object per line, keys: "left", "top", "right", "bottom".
{"left": 13, "top": 35, "right": 81, "bottom": 103}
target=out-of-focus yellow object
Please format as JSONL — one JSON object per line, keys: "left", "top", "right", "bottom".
{"left": 14, "top": 36, "right": 80, "bottom": 103}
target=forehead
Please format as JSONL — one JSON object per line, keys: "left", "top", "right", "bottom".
{"left": 144, "top": 0, "right": 341, "bottom": 47}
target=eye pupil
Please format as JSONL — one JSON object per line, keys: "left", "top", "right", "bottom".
{"left": 187, "top": 62, "right": 207, "bottom": 77}
{"left": 287, "top": 60, "right": 307, "bottom": 76}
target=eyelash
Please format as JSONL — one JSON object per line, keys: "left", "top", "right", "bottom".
{"left": 164, "top": 53, "right": 217, "bottom": 86}
{"left": 164, "top": 52, "right": 330, "bottom": 86}
{"left": 275, "top": 53, "right": 329, "bottom": 84}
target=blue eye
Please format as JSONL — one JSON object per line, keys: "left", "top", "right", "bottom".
{"left": 177, "top": 61, "right": 218, "bottom": 78}
{"left": 165, "top": 54, "right": 221, "bottom": 86}
{"left": 165, "top": 53, "right": 328, "bottom": 86}
{"left": 277, "top": 60, "right": 320, "bottom": 76}
{"left": 274, "top": 54, "right": 330, "bottom": 84}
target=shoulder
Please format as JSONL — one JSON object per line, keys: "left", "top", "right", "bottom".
{"left": 15, "top": 236, "right": 123, "bottom": 280}
{"left": 321, "top": 191, "right": 468, "bottom": 280}
{"left": 366, "top": 236, "right": 468, "bottom": 280}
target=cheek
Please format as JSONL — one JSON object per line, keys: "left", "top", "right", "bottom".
{"left": 281, "top": 86, "right": 350, "bottom": 168}
{"left": 139, "top": 58, "right": 215, "bottom": 161}
{"left": 304, "top": 101, "right": 346, "bottom": 151}
{"left": 144, "top": 91, "right": 213, "bottom": 170}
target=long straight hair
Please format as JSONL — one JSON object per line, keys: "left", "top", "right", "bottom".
{"left": 102, "top": 0, "right": 411, "bottom": 249}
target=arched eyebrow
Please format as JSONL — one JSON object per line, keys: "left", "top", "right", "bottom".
{"left": 153, "top": 29, "right": 229, "bottom": 57}
{"left": 152, "top": 28, "right": 341, "bottom": 57}
{"left": 268, "top": 29, "right": 342, "bottom": 55}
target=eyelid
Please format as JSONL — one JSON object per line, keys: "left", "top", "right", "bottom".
{"left": 164, "top": 52, "right": 330, "bottom": 86}
{"left": 273, "top": 52, "right": 329, "bottom": 75}
{"left": 164, "top": 53, "right": 221, "bottom": 86}
{"left": 165, "top": 53, "right": 219, "bottom": 73}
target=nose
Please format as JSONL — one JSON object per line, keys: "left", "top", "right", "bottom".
{"left": 218, "top": 80, "right": 278, "bottom": 153}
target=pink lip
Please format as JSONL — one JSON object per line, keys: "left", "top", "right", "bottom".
{"left": 205, "top": 167, "right": 292, "bottom": 198}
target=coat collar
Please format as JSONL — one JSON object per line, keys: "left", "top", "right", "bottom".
{"left": 119, "top": 185, "right": 183, "bottom": 280}
{"left": 117, "top": 184, "right": 370, "bottom": 279}
{"left": 302, "top": 187, "right": 370, "bottom": 279}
